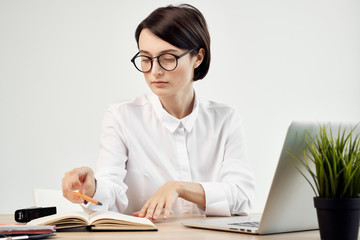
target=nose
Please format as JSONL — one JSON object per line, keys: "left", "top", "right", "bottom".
{"left": 151, "top": 58, "right": 164, "bottom": 76}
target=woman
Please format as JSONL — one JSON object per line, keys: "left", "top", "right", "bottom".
{"left": 62, "top": 4, "right": 255, "bottom": 221}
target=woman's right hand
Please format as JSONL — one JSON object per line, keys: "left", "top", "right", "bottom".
{"left": 62, "top": 167, "right": 96, "bottom": 204}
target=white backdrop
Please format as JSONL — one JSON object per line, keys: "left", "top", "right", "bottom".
{"left": 1, "top": 0, "right": 359, "bottom": 214}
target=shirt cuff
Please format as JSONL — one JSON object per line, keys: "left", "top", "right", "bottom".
{"left": 200, "top": 182, "right": 231, "bottom": 216}
{"left": 82, "top": 178, "right": 109, "bottom": 212}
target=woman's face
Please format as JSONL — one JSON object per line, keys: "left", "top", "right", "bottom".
{"left": 138, "top": 29, "right": 201, "bottom": 99}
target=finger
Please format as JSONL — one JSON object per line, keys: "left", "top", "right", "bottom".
{"left": 70, "top": 174, "right": 82, "bottom": 190}
{"left": 77, "top": 167, "right": 92, "bottom": 185}
{"left": 62, "top": 172, "right": 76, "bottom": 196}
{"left": 163, "top": 201, "right": 172, "bottom": 220}
{"left": 132, "top": 212, "right": 140, "bottom": 217}
{"left": 138, "top": 200, "right": 151, "bottom": 218}
{"left": 145, "top": 202, "right": 158, "bottom": 219}
{"left": 62, "top": 173, "right": 83, "bottom": 203}
{"left": 152, "top": 201, "right": 165, "bottom": 220}
{"left": 80, "top": 174, "right": 95, "bottom": 197}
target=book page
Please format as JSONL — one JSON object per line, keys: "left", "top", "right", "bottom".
{"left": 27, "top": 211, "right": 90, "bottom": 227}
{"left": 89, "top": 211, "right": 155, "bottom": 227}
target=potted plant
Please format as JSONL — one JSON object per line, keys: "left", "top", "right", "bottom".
{"left": 290, "top": 123, "right": 360, "bottom": 240}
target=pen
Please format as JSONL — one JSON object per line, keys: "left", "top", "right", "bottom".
{"left": 73, "top": 192, "right": 103, "bottom": 206}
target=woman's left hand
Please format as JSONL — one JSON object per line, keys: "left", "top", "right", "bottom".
{"left": 133, "top": 181, "right": 206, "bottom": 221}
{"left": 133, "top": 181, "right": 180, "bottom": 220}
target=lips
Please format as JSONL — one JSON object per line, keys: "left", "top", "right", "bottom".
{"left": 151, "top": 81, "right": 168, "bottom": 87}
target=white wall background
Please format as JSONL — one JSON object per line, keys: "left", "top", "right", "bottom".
{"left": 0, "top": 0, "right": 359, "bottom": 214}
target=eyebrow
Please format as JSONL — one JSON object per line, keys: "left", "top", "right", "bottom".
{"left": 139, "top": 49, "right": 180, "bottom": 55}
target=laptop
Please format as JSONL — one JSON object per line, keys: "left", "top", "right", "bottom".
{"left": 182, "top": 121, "right": 359, "bottom": 235}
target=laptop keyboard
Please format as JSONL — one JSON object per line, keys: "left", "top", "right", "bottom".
{"left": 228, "top": 221, "right": 260, "bottom": 228}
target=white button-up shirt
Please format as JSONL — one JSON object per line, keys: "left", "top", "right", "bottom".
{"left": 86, "top": 92, "right": 255, "bottom": 216}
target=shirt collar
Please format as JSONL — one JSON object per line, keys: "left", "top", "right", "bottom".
{"left": 149, "top": 92, "right": 199, "bottom": 134}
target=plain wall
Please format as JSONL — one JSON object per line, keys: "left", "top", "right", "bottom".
{"left": 0, "top": 0, "right": 359, "bottom": 214}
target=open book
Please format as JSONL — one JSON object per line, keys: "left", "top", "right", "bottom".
{"left": 26, "top": 211, "right": 157, "bottom": 231}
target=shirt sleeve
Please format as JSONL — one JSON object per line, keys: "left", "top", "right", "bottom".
{"left": 84, "top": 105, "right": 129, "bottom": 212}
{"left": 200, "top": 109, "right": 256, "bottom": 216}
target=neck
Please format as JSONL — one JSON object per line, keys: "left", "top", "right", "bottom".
{"left": 159, "top": 91, "right": 195, "bottom": 119}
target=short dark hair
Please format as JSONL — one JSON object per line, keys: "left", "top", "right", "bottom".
{"left": 135, "top": 4, "right": 211, "bottom": 81}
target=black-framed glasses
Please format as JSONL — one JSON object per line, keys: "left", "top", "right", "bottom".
{"left": 131, "top": 49, "right": 195, "bottom": 73}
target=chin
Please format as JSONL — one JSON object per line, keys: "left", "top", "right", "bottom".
{"left": 150, "top": 88, "right": 173, "bottom": 98}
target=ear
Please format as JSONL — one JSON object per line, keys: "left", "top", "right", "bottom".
{"left": 193, "top": 48, "right": 205, "bottom": 69}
